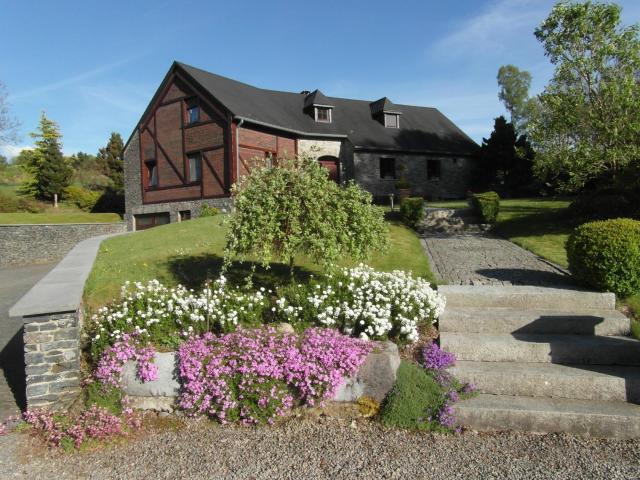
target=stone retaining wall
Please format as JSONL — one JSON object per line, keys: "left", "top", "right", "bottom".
{"left": 0, "top": 223, "right": 126, "bottom": 267}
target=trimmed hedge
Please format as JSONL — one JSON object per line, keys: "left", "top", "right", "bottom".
{"left": 399, "top": 197, "right": 424, "bottom": 228}
{"left": 567, "top": 218, "right": 640, "bottom": 297}
{"left": 469, "top": 191, "right": 500, "bottom": 223}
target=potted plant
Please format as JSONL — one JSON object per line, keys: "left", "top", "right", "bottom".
{"left": 395, "top": 176, "right": 412, "bottom": 200}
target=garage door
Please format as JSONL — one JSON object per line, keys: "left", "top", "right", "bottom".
{"left": 135, "top": 212, "right": 170, "bottom": 231}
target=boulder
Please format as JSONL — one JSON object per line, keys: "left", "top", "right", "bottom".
{"left": 121, "top": 352, "right": 179, "bottom": 397}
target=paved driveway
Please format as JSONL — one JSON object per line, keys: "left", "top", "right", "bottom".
{"left": 0, "top": 263, "right": 55, "bottom": 419}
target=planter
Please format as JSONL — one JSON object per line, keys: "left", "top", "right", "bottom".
{"left": 121, "top": 341, "right": 401, "bottom": 411}
{"left": 397, "top": 188, "right": 411, "bottom": 200}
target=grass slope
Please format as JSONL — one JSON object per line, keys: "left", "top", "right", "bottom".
{"left": 84, "top": 215, "right": 435, "bottom": 310}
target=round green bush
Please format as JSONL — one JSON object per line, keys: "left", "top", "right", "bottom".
{"left": 567, "top": 218, "right": 640, "bottom": 297}
{"left": 399, "top": 197, "right": 424, "bottom": 228}
{"left": 469, "top": 191, "right": 500, "bottom": 224}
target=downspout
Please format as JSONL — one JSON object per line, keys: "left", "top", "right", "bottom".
{"left": 235, "top": 118, "right": 244, "bottom": 183}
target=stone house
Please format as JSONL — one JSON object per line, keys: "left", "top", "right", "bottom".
{"left": 123, "top": 61, "right": 478, "bottom": 230}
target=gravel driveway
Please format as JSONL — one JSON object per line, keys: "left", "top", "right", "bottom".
{"left": 1, "top": 415, "right": 639, "bottom": 480}
{"left": 422, "top": 234, "right": 572, "bottom": 287}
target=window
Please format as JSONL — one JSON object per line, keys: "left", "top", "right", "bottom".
{"left": 179, "top": 210, "right": 191, "bottom": 222}
{"left": 380, "top": 157, "right": 396, "bottom": 179}
{"left": 187, "top": 104, "right": 200, "bottom": 124}
{"left": 315, "top": 107, "right": 331, "bottom": 123}
{"left": 384, "top": 113, "right": 399, "bottom": 128}
{"left": 188, "top": 153, "right": 202, "bottom": 182}
{"left": 135, "top": 212, "right": 170, "bottom": 230}
{"left": 146, "top": 161, "right": 158, "bottom": 187}
{"left": 427, "top": 159, "right": 441, "bottom": 180}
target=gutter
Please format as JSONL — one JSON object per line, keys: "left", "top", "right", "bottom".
{"left": 234, "top": 115, "right": 347, "bottom": 140}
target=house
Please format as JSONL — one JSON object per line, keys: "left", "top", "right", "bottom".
{"left": 123, "top": 61, "right": 478, "bottom": 230}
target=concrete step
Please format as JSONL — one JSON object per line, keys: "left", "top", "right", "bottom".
{"left": 440, "top": 333, "right": 640, "bottom": 365}
{"left": 439, "top": 285, "right": 615, "bottom": 311}
{"left": 439, "top": 307, "right": 629, "bottom": 336}
{"left": 451, "top": 361, "right": 640, "bottom": 402}
{"left": 454, "top": 394, "right": 640, "bottom": 439}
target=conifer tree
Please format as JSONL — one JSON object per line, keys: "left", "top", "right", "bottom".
{"left": 96, "top": 132, "right": 124, "bottom": 194}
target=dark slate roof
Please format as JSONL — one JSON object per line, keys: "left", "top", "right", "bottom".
{"left": 303, "top": 90, "right": 333, "bottom": 109}
{"left": 177, "top": 62, "right": 478, "bottom": 155}
{"left": 370, "top": 97, "right": 402, "bottom": 115}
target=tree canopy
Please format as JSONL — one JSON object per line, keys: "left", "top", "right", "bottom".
{"left": 530, "top": 1, "right": 640, "bottom": 192}
{"left": 96, "top": 132, "right": 124, "bottom": 194}
{"left": 497, "top": 65, "right": 534, "bottom": 133}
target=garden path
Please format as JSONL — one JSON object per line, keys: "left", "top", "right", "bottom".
{"left": 0, "top": 262, "right": 54, "bottom": 419}
{"left": 421, "top": 234, "right": 573, "bottom": 287}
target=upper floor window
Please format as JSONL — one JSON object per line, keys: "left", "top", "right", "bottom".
{"left": 188, "top": 153, "right": 202, "bottom": 182}
{"left": 187, "top": 104, "right": 200, "bottom": 124}
{"left": 315, "top": 107, "right": 332, "bottom": 123}
{"left": 146, "top": 160, "right": 158, "bottom": 187}
{"left": 380, "top": 157, "right": 396, "bottom": 179}
{"left": 384, "top": 113, "right": 399, "bottom": 128}
{"left": 427, "top": 159, "right": 441, "bottom": 180}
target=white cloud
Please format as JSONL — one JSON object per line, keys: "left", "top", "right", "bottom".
{"left": 0, "top": 144, "right": 32, "bottom": 160}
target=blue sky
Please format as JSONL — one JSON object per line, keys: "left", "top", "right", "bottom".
{"left": 1, "top": 0, "right": 639, "bottom": 159}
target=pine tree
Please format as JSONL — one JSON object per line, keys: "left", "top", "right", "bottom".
{"left": 96, "top": 132, "right": 124, "bottom": 194}
{"left": 21, "top": 112, "right": 72, "bottom": 200}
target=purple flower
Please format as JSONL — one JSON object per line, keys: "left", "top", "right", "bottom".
{"left": 422, "top": 342, "right": 456, "bottom": 371}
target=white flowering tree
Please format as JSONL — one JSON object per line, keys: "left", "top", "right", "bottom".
{"left": 224, "top": 155, "right": 389, "bottom": 276}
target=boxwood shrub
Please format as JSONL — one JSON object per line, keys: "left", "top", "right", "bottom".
{"left": 399, "top": 197, "right": 424, "bottom": 228}
{"left": 566, "top": 218, "right": 640, "bottom": 297}
{"left": 469, "top": 191, "right": 500, "bottom": 224}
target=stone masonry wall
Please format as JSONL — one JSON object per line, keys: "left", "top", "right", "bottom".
{"left": 0, "top": 223, "right": 126, "bottom": 267}
{"left": 353, "top": 152, "right": 474, "bottom": 200}
{"left": 23, "top": 310, "right": 81, "bottom": 408}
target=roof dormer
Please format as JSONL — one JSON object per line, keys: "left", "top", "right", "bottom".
{"left": 304, "top": 89, "right": 334, "bottom": 123}
{"left": 370, "top": 97, "right": 402, "bottom": 128}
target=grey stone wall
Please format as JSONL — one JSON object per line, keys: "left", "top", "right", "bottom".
{"left": 0, "top": 223, "right": 126, "bottom": 267}
{"left": 353, "top": 152, "right": 474, "bottom": 200}
{"left": 23, "top": 311, "right": 81, "bottom": 408}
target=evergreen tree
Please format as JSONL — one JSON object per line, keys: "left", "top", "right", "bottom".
{"left": 21, "top": 112, "right": 72, "bottom": 200}
{"left": 476, "top": 116, "right": 535, "bottom": 196}
{"left": 96, "top": 132, "right": 124, "bottom": 194}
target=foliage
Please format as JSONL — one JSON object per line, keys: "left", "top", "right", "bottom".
{"left": 21, "top": 406, "right": 141, "bottom": 450}
{"left": 225, "top": 155, "right": 389, "bottom": 275}
{"left": 530, "top": 1, "right": 640, "bottom": 192}
{"left": 399, "top": 197, "right": 424, "bottom": 228}
{"left": 0, "top": 190, "right": 43, "bottom": 213}
{"left": 567, "top": 218, "right": 640, "bottom": 297}
{"left": 64, "top": 185, "right": 101, "bottom": 211}
{"left": 83, "top": 381, "right": 125, "bottom": 416}
{"left": 469, "top": 191, "right": 500, "bottom": 223}
{"left": 199, "top": 204, "right": 220, "bottom": 217}
{"left": 68, "top": 152, "right": 111, "bottom": 191}
{"left": 96, "top": 133, "right": 124, "bottom": 195}
{"left": 176, "top": 327, "right": 372, "bottom": 424}
{"left": 0, "top": 80, "right": 19, "bottom": 144}
{"left": 476, "top": 117, "right": 536, "bottom": 196}
{"left": 394, "top": 177, "right": 411, "bottom": 190}
{"left": 89, "top": 278, "right": 270, "bottom": 360}
{"left": 0, "top": 211, "right": 120, "bottom": 224}
{"left": 20, "top": 112, "right": 73, "bottom": 200}
{"left": 275, "top": 265, "right": 445, "bottom": 342}
{"left": 497, "top": 64, "right": 535, "bottom": 133}
{"left": 568, "top": 188, "right": 639, "bottom": 220}
{"left": 92, "top": 187, "right": 125, "bottom": 214}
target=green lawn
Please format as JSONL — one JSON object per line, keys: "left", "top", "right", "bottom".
{"left": 84, "top": 215, "right": 435, "bottom": 310}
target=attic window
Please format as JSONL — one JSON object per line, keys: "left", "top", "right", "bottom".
{"left": 384, "top": 113, "right": 399, "bottom": 128}
{"left": 187, "top": 100, "right": 200, "bottom": 124}
{"left": 315, "top": 107, "right": 332, "bottom": 123}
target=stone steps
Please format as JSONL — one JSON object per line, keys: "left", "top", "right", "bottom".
{"left": 450, "top": 361, "right": 640, "bottom": 403}
{"left": 440, "top": 307, "right": 629, "bottom": 335}
{"left": 439, "top": 285, "right": 615, "bottom": 310}
{"left": 441, "top": 333, "right": 640, "bottom": 365}
{"left": 454, "top": 394, "right": 640, "bottom": 439}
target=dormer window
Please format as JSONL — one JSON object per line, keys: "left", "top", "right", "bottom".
{"left": 384, "top": 113, "right": 399, "bottom": 128}
{"left": 315, "top": 107, "right": 332, "bottom": 123}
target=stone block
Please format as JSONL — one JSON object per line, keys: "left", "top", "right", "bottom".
{"left": 128, "top": 396, "right": 176, "bottom": 412}
{"left": 53, "top": 328, "right": 79, "bottom": 341}
{"left": 24, "top": 352, "right": 45, "bottom": 365}
{"left": 24, "top": 332, "right": 53, "bottom": 344}
{"left": 41, "top": 340, "right": 77, "bottom": 352}
{"left": 122, "top": 352, "right": 180, "bottom": 397}
{"left": 332, "top": 341, "right": 401, "bottom": 403}
{"left": 26, "top": 383, "right": 49, "bottom": 397}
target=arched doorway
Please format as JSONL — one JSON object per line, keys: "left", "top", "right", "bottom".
{"left": 318, "top": 155, "right": 340, "bottom": 183}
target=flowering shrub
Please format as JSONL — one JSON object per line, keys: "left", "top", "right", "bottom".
{"left": 89, "top": 277, "right": 270, "bottom": 360}
{"left": 421, "top": 343, "right": 475, "bottom": 432}
{"left": 276, "top": 265, "right": 445, "bottom": 342}
{"left": 22, "top": 406, "right": 141, "bottom": 450}
{"left": 95, "top": 333, "right": 158, "bottom": 386}
{"left": 177, "top": 327, "right": 372, "bottom": 424}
